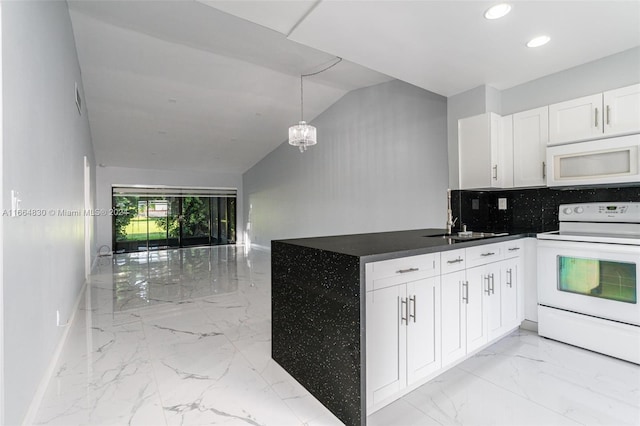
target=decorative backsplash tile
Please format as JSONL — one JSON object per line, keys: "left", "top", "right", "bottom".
{"left": 452, "top": 185, "right": 640, "bottom": 233}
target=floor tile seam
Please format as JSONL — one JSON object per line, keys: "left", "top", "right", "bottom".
{"left": 229, "top": 339, "right": 308, "bottom": 425}
{"left": 459, "top": 365, "right": 587, "bottom": 425}
{"left": 457, "top": 351, "right": 640, "bottom": 412}
{"left": 144, "top": 320, "right": 172, "bottom": 426}
{"left": 386, "top": 398, "right": 444, "bottom": 426}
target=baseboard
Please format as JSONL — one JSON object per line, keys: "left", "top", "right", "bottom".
{"left": 520, "top": 319, "right": 538, "bottom": 332}
{"left": 21, "top": 280, "right": 88, "bottom": 425}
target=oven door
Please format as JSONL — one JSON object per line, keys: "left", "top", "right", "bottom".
{"left": 537, "top": 239, "right": 639, "bottom": 326}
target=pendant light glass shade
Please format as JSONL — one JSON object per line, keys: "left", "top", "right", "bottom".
{"left": 288, "top": 57, "right": 342, "bottom": 153}
{"left": 288, "top": 121, "right": 317, "bottom": 152}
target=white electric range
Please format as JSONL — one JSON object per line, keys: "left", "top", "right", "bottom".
{"left": 537, "top": 202, "right": 640, "bottom": 364}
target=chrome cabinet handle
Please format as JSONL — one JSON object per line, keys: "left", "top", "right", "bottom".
{"left": 595, "top": 107, "right": 599, "bottom": 127}
{"left": 462, "top": 281, "right": 469, "bottom": 304}
{"left": 481, "top": 252, "right": 495, "bottom": 257}
{"left": 484, "top": 276, "right": 491, "bottom": 295}
{"left": 508, "top": 247, "right": 520, "bottom": 252}
{"left": 409, "top": 295, "right": 416, "bottom": 323}
{"left": 606, "top": 105, "right": 611, "bottom": 125}
{"left": 447, "top": 257, "right": 464, "bottom": 264}
{"left": 493, "top": 165, "right": 498, "bottom": 180}
{"left": 400, "top": 298, "right": 408, "bottom": 324}
{"left": 507, "top": 268, "right": 513, "bottom": 288}
{"left": 396, "top": 267, "right": 419, "bottom": 274}
{"left": 542, "top": 161, "right": 546, "bottom": 179}
{"left": 490, "top": 273, "right": 495, "bottom": 295}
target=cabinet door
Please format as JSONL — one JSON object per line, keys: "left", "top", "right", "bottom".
{"left": 406, "top": 277, "right": 441, "bottom": 384}
{"left": 459, "top": 114, "right": 492, "bottom": 189}
{"left": 513, "top": 106, "right": 549, "bottom": 187}
{"left": 549, "top": 93, "right": 603, "bottom": 145}
{"left": 465, "top": 265, "right": 489, "bottom": 353}
{"left": 366, "top": 285, "right": 407, "bottom": 408}
{"left": 441, "top": 270, "right": 467, "bottom": 367}
{"left": 604, "top": 84, "right": 640, "bottom": 136}
{"left": 501, "top": 257, "right": 521, "bottom": 330}
{"left": 486, "top": 262, "right": 505, "bottom": 340}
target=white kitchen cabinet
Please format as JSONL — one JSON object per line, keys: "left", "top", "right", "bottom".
{"left": 549, "top": 93, "right": 602, "bottom": 145}
{"left": 500, "top": 256, "right": 521, "bottom": 331}
{"left": 458, "top": 113, "right": 513, "bottom": 189}
{"left": 441, "top": 270, "right": 467, "bottom": 367}
{"left": 604, "top": 84, "right": 640, "bottom": 136}
{"left": 549, "top": 84, "right": 640, "bottom": 145}
{"left": 365, "top": 258, "right": 440, "bottom": 413}
{"left": 513, "top": 106, "right": 549, "bottom": 187}
{"left": 367, "top": 240, "right": 525, "bottom": 415}
{"left": 366, "top": 284, "right": 406, "bottom": 407}
{"left": 406, "top": 277, "right": 441, "bottom": 385}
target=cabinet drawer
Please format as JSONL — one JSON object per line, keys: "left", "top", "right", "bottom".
{"left": 365, "top": 253, "right": 440, "bottom": 292}
{"left": 503, "top": 239, "right": 524, "bottom": 258}
{"left": 441, "top": 249, "right": 466, "bottom": 274}
{"left": 465, "top": 242, "right": 504, "bottom": 268}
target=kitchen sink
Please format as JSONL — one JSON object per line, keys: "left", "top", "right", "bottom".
{"left": 426, "top": 232, "right": 509, "bottom": 240}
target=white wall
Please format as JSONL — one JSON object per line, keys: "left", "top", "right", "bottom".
{"left": 1, "top": 2, "right": 96, "bottom": 424}
{"left": 95, "top": 166, "right": 243, "bottom": 249}
{"left": 447, "top": 47, "right": 640, "bottom": 189}
{"left": 243, "top": 79, "right": 449, "bottom": 247}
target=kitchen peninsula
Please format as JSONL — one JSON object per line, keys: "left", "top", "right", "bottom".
{"left": 271, "top": 229, "right": 529, "bottom": 426}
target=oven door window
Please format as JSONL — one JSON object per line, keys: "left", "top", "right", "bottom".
{"left": 557, "top": 256, "right": 637, "bottom": 304}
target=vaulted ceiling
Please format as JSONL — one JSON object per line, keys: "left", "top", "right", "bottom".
{"left": 68, "top": 1, "right": 640, "bottom": 174}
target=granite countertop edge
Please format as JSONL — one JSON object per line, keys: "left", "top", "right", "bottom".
{"left": 273, "top": 229, "right": 537, "bottom": 263}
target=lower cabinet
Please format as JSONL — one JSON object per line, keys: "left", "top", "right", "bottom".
{"left": 367, "top": 240, "right": 525, "bottom": 415}
{"left": 366, "top": 275, "right": 440, "bottom": 412}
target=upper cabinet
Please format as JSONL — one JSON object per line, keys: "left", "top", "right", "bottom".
{"left": 604, "top": 84, "right": 640, "bottom": 136}
{"left": 549, "top": 84, "right": 640, "bottom": 145}
{"left": 458, "top": 113, "right": 513, "bottom": 190}
{"left": 513, "top": 106, "right": 549, "bottom": 187}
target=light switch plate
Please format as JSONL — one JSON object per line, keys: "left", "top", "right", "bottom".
{"left": 498, "top": 198, "right": 507, "bottom": 210}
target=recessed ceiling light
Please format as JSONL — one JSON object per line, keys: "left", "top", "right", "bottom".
{"left": 484, "top": 3, "right": 511, "bottom": 20}
{"left": 527, "top": 35, "right": 551, "bottom": 48}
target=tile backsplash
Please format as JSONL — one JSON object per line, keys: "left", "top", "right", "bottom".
{"left": 452, "top": 185, "right": 640, "bottom": 233}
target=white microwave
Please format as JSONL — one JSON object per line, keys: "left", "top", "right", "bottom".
{"left": 546, "top": 134, "right": 640, "bottom": 186}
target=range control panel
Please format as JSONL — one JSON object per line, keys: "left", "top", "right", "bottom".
{"left": 559, "top": 202, "right": 640, "bottom": 223}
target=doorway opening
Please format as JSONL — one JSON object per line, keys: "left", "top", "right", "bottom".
{"left": 112, "top": 186, "right": 236, "bottom": 253}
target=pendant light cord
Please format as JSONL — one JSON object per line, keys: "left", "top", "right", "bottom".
{"left": 300, "top": 57, "right": 343, "bottom": 122}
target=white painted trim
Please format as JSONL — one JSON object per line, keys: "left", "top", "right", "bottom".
{"left": 84, "top": 156, "right": 91, "bottom": 279}
{"left": 250, "top": 243, "right": 271, "bottom": 252}
{"left": 0, "top": 4, "right": 5, "bottom": 423}
{"left": 21, "top": 281, "right": 88, "bottom": 426}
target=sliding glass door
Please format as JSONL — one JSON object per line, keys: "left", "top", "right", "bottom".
{"left": 112, "top": 188, "right": 237, "bottom": 253}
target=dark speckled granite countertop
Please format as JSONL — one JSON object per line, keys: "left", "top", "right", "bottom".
{"left": 275, "top": 228, "right": 535, "bottom": 263}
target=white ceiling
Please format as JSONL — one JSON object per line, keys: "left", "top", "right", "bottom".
{"left": 69, "top": 1, "right": 640, "bottom": 174}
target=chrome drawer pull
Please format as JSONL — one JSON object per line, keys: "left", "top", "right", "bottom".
{"left": 481, "top": 252, "right": 495, "bottom": 257}
{"left": 396, "top": 267, "right": 419, "bottom": 274}
{"left": 447, "top": 257, "right": 463, "bottom": 264}
{"left": 462, "top": 281, "right": 469, "bottom": 304}
{"left": 508, "top": 247, "right": 520, "bottom": 251}
{"left": 484, "top": 276, "right": 491, "bottom": 295}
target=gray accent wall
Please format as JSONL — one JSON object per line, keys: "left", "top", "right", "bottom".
{"left": 2, "top": 2, "right": 96, "bottom": 424}
{"left": 243, "top": 79, "right": 448, "bottom": 247}
{"left": 447, "top": 47, "right": 640, "bottom": 189}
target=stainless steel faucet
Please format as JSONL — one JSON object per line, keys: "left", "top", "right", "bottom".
{"left": 446, "top": 189, "right": 458, "bottom": 235}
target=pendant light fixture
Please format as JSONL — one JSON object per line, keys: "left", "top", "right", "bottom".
{"left": 289, "top": 57, "right": 342, "bottom": 153}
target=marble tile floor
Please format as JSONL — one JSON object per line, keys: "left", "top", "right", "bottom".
{"left": 33, "top": 246, "right": 640, "bottom": 426}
